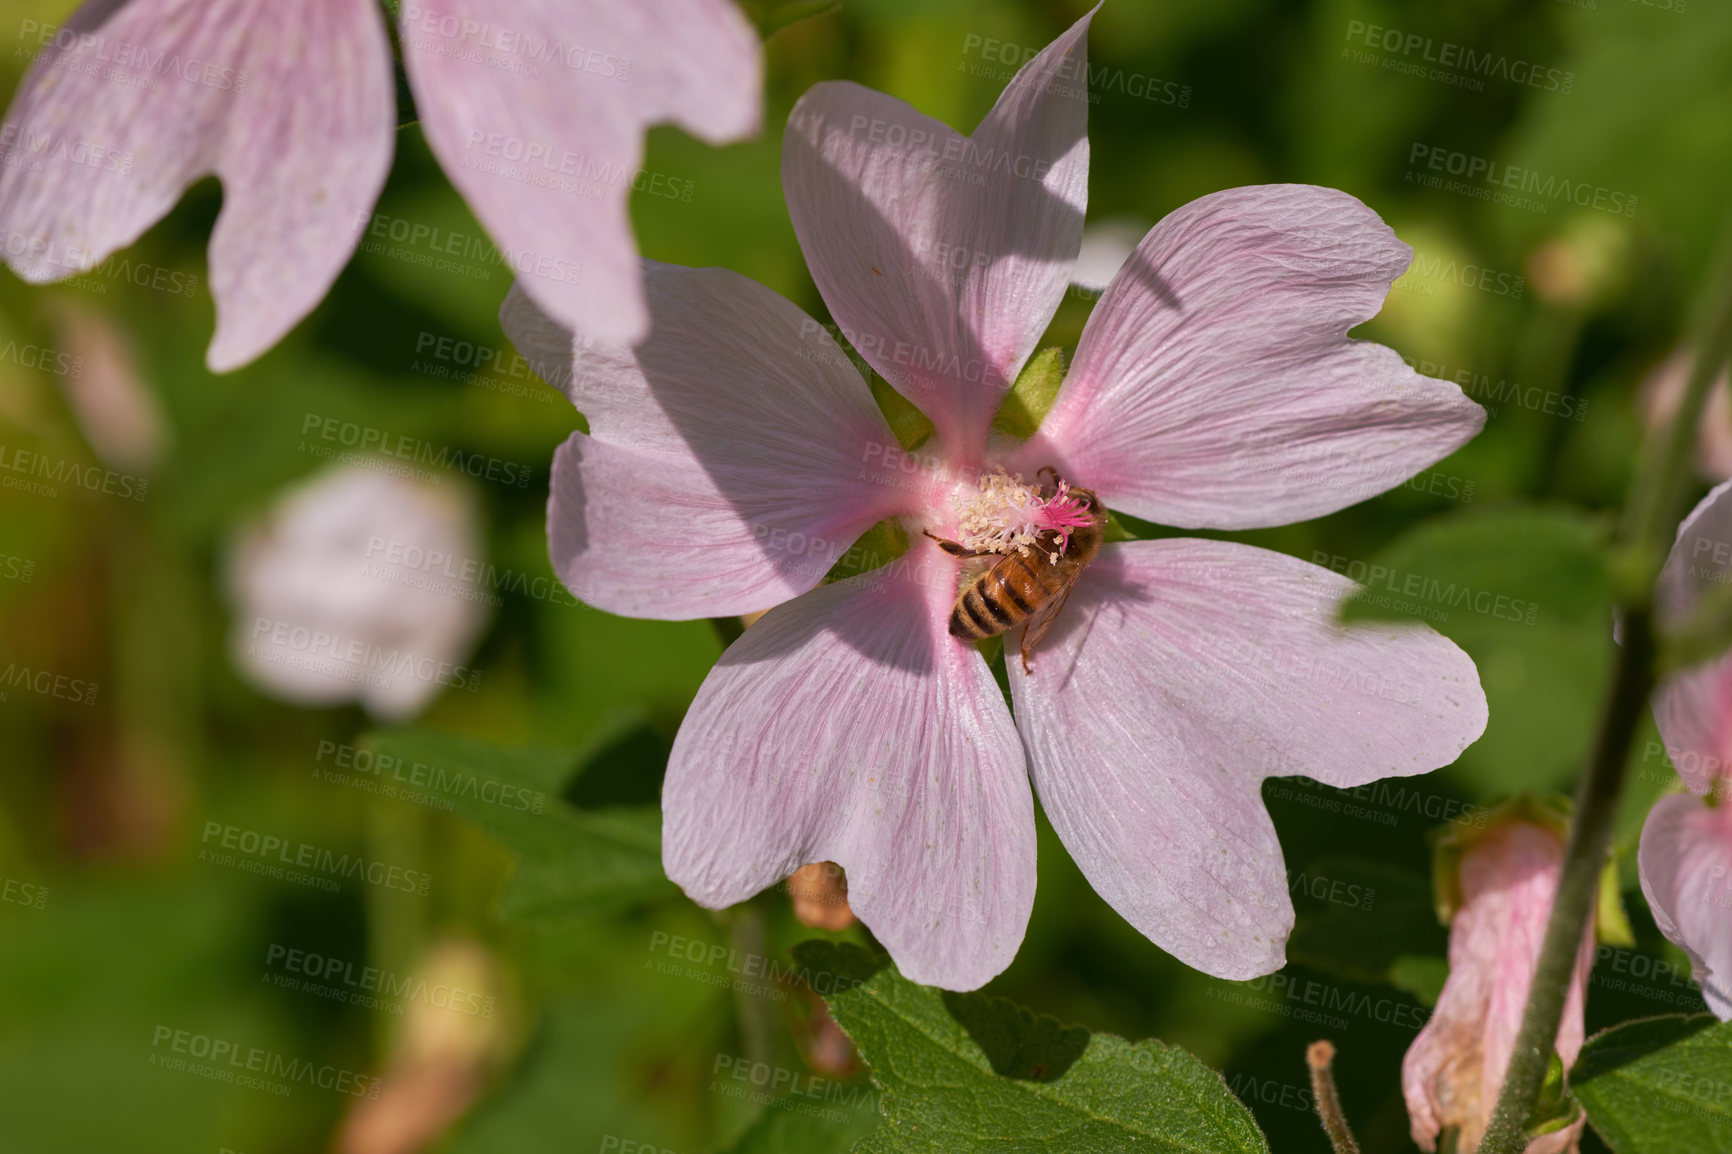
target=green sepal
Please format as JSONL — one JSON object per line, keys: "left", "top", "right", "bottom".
{"left": 1597, "top": 856, "right": 1637, "bottom": 947}
{"left": 825, "top": 519, "right": 910, "bottom": 584}
{"left": 1526, "top": 1050, "right": 1585, "bottom": 1137}
{"left": 868, "top": 372, "right": 935, "bottom": 453}
{"left": 991, "top": 346, "right": 1066, "bottom": 441}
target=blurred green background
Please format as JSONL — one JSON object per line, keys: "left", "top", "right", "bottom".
{"left": 1, "top": 0, "right": 1728, "bottom": 1151}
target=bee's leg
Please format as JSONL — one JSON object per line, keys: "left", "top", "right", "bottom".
{"left": 1036, "top": 465, "right": 1064, "bottom": 487}
{"left": 1019, "top": 643, "right": 1035, "bottom": 675}
{"left": 922, "top": 529, "right": 995, "bottom": 559}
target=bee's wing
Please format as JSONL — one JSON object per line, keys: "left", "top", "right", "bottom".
{"left": 1018, "top": 570, "right": 1080, "bottom": 665}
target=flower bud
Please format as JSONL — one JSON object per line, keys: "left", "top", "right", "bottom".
{"left": 336, "top": 939, "right": 510, "bottom": 1154}
{"left": 1403, "top": 816, "right": 1592, "bottom": 1153}
{"left": 787, "top": 861, "right": 855, "bottom": 931}
{"left": 1525, "top": 215, "right": 1632, "bottom": 308}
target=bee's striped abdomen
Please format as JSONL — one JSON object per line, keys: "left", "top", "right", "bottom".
{"left": 949, "top": 550, "right": 1056, "bottom": 640}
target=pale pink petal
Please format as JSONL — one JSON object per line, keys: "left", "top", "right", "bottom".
{"left": 401, "top": 0, "right": 760, "bottom": 344}
{"left": 1011, "top": 185, "right": 1485, "bottom": 530}
{"left": 1639, "top": 793, "right": 1732, "bottom": 1019}
{"left": 1653, "top": 659, "right": 1732, "bottom": 795}
{"left": 1652, "top": 479, "right": 1732, "bottom": 793}
{"left": 502, "top": 264, "right": 916, "bottom": 619}
{"left": 0, "top": 0, "right": 395, "bottom": 371}
{"left": 663, "top": 540, "right": 1035, "bottom": 990}
{"left": 1006, "top": 539, "right": 1486, "bottom": 978}
{"left": 781, "top": 11, "right": 1092, "bottom": 463}
{"left": 1401, "top": 822, "right": 1592, "bottom": 1153}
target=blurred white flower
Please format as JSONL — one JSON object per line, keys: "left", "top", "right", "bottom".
{"left": 227, "top": 463, "right": 490, "bottom": 719}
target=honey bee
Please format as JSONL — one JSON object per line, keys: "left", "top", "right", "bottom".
{"left": 924, "top": 469, "right": 1107, "bottom": 674}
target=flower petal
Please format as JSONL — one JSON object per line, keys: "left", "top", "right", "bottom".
{"left": 1013, "top": 185, "right": 1485, "bottom": 530}
{"left": 503, "top": 264, "right": 916, "bottom": 619}
{"left": 780, "top": 11, "right": 1092, "bottom": 462}
{"left": 401, "top": 0, "right": 760, "bottom": 344}
{"left": 0, "top": 0, "right": 395, "bottom": 372}
{"left": 1007, "top": 538, "right": 1487, "bottom": 978}
{"left": 662, "top": 540, "right": 1036, "bottom": 990}
{"left": 1639, "top": 793, "right": 1732, "bottom": 1019}
{"left": 1652, "top": 479, "right": 1732, "bottom": 793}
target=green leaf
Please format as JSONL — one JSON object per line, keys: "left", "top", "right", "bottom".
{"left": 1285, "top": 856, "right": 1443, "bottom": 987}
{"left": 793, "top": 941, "right": 1270, "bottom": 1153}
{"left": 719, "top": 1091, "right": 882, "bottom": 1153}
{"left": 738, "top": 0, "right": 842, "bottom": 39}
{"left": 1388, "top": 956, "right": 1449, "bottom": 1008}
{"left": 1573, "top": 1014, "right": 1732, "bottom": 1152}
{"left": 361, "top": 729, "right": 673, "bottom": 920}
{"left": 992, "top": 346, "right": 1067, "bottom": 441}
{"left": 1337, "top": 506, "right": 1614, "bottom": 793}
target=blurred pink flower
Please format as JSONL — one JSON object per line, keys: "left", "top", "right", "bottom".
{"left": 504, "top": 13, "right": 1488, "bottom": 990}
{"left": 0, "top": 0, "right": 760, "bottom": 370}
{"left": 1638, "top": 350, "right": 1732, "bottom": 482}
{"left": 1402, "top": 819, "right": 1592, "bottom": 1154}
{"left": 50, "top": 299, "right": 167, "bottom": 473}
{"left": 227, "top": 463, "right": 489, "bottom": 720}
{"left": 1639, "top": 478, "right": 1732, "bottom": 1018}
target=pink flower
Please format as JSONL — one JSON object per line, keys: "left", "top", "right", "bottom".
{"left": 503, "top": 13, "right": 1488, "bottom": 990}
{"left": 1402, "top": 819, "right": 1593, "bottom": 1154}
{"left": 0, "top": 0, "right": 759, "bottom": 370}
{"left": 1639, "top": 478, "right": 1732, "bottom": 1019}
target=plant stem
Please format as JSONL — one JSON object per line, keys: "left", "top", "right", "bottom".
{"left": 1306, "top": 1040, "right": 1361, "bottom": 1154}
{"left": 731, "top": 903, "right": 777, "bottom": 1069}
{"left": 1476, "top": 610, "right": 1654, "bottom": 1154}
{"left": 1479, "top": 219, "right": 1732, "bottom": 1154}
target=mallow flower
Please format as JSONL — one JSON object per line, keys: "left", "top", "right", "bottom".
{"left": 1402, "top": 815, "right": 1593, "bottom": 1154}
{"left": 227, "top": 463, "right": 489, "bottom": 720}
{"left": 1638, "top": 477, "right": 1732, "bottom": 1018}
{"left": 0, "top": 0, "right": 759, "bottom": 370}
{"left": 502, "top": 12, "right": 1489, "bottom": 990}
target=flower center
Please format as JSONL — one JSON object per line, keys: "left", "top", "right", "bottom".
{"left": 952, "top": 469, "right": 1097, "bottom": 559}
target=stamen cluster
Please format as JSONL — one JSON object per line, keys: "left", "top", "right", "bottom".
{"left": 954, "top": 470, "right": 1095, "bottom": 560}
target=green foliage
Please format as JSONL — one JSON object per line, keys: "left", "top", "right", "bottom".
{"left": 1340, "top": 506, "right": 1614, "bottom": 793}
{"left": 1573, "top": 1014, "right": 1732, "bottom": 1152}
{"left": 362, "top": 729, "right": 673, "bottom": 920}
{"left": 793, "top": 942, "right": 1270, "bottom": 1152}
